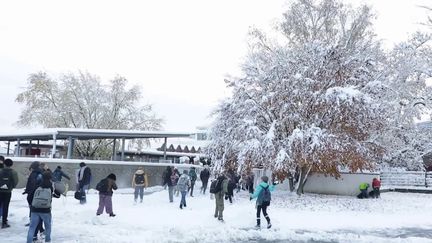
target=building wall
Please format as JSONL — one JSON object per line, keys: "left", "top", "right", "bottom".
{"left": 302, "top": 172, "right": 380, "bottom": 196}
{"left": 7, "top": 157, "right": 201, "bottom": 191}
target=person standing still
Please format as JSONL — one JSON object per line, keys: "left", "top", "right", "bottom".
{"left": 0, "top": 159, "right": 19, "bottom": 228}
{"left": 77, "top": 162, "right": 91, "bottom": 204}
{"left": 132, "top": 167, "right": 148, "bottom": 203}
{"left": 200, "top": 165, "right": 210, "bottom": 194}
{"left": 188, "top": 167, "right": 197, "bottom": 197}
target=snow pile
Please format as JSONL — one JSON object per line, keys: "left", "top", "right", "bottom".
{"left": 1, "top": 184, "right": 432, "bottom": 243}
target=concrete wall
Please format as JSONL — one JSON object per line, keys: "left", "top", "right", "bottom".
{"left": 5, "top": 157, "right": 202, "bottom": 191}
{"left": 303, "top": 172, "right": 380, "bottom": 196}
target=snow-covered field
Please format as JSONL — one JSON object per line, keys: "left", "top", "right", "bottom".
{"left": 1, "top": 184, "right": 432, "bottom": 243}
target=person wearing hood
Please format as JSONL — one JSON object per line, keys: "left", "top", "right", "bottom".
{"left": 177, "top": 170, "right": 191, "bottom": 209}
{"left": 250, "top": 175, "right": 275, "bottom": 229}
{"left": 372, "top": 178, "right": 381, "bottom": 198}
{"left": 76, "top": 162, "right": 92, "bottom": 204}
{"left": 132, "top": 167, "right": 148, "bottom": 203}
{"left": 23, "top": 162, "right": 44, "bottom": 239}
{"left": 96, "top": 173, "right": 118, "bottom": 217}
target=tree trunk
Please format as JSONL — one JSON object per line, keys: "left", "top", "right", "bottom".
{"left": 296, "top": 165, "right": 312, "bottom": 196}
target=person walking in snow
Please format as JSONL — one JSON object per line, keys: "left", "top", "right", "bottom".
{"left": 163, "top": 166, "right": 177, "bottom": 203}
{"left": 173, "top": 167, "right": 181, "bottom": 197}
{"left": 26, "top": 171, "right": 60, "bottom": 243}
{"left": 96, "top": 173, "right": 118, "bottom": 217}
{"left": 178, "top": 170, "right": 191, "bottom": 209}
{"left": 372, "top": 178, "right": 381, "bottom": 198}
{"left": 132, "top": 167, "right": 148, "bottom": 203}
{"left": 77, "top": 162, "right": 92, "bottom": 204}
{"left": 23, "top": 161, "right": 44, "bottom": 236}
{"left": 0, "top": 158, "right": 19, "bottom": 228}
{"left": 212, "top": 174, "right": 228, "bottom": 221}
{"left": 250, "top": 175, "right": 274, "bottom": 229}
{"left": 188, "top": 167, "right": 197, "bottom": 197}
{"left": 200, "top": 165, "right": 210, "bottom": 194}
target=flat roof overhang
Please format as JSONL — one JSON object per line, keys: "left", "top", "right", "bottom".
{"left": 0, "top": 128, "right": 192, "bottom": 141}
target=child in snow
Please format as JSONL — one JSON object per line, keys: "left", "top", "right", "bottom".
{"left": 357, "top": 182, "right": 369, "bottom": 199}
{"left": 250, "top": 175, "right": 275, "bottom": 229}
{"left": 96, "top": 173, "right": 118, "bottom": 217}
{"left": 178, "top": 170, "right": 191, "bottom": 209}
{"left": 372, "top": 178, "right": 381, "bottom": 198}
{"left": 132, "top": 167, "right": 148, "bottom": 203}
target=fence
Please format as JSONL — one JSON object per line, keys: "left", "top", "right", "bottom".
{"left": 380, "top": 171, "right": 432, "bottom": 187}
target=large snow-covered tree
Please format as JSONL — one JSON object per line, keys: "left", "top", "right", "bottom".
{"left": 207, "top": 0, "right": 392, "bottom": 195}
{"left": 16, "top": 71, "right": 163, "bottom": 158}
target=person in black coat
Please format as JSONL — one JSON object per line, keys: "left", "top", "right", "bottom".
{"left": 52, "top": 166, "right": 70, "bottom": 182}
{"left": 200, "top": 166, "right": 210, "bottom": 194}
{"left": 77, "top": 162, "right": 92, "bottom": 204}
{"left": 23, "top": 162, "right": 44, "bottom": 238}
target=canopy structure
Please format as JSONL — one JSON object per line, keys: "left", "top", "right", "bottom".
{"left": 0, "top": 128, "right": 192, "bottom": 161}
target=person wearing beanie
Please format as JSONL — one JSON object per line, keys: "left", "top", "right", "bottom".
{"left": 177, "top": 170, "right": 190, "bottom": 209}
{"left": 0, "top": 159, "right": 19, "bottom": 228}
{"left": 250, "top": 175, "right": 275, "bottom": 229}
{"left": 96, "top": 173, "right": 118, "bottom": 217}
{"left": 76, "top": 162, "right": 92, "bottom": 204}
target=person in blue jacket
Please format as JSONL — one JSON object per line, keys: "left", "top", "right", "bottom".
{"left": 250, "top": 175, "right": 275, "bottom": 229}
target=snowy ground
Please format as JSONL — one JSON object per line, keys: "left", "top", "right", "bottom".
{"left": 1, "top": 183, "right": 432, "bottom": 243}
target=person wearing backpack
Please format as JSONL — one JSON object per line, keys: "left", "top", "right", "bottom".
{"left": 26, "top": 171, "right": 56, "bottom": 243}
{"left": 0, "top": 159, "right": 18, "bottom": 228}
{"left": 199, "top": 165, "right": 210, "bottom": 194}
{"left": 178, "top": 170, "right": 191, "bottom": 209}
{"left": 250, "top": 175, "right": 275, "bottom": 229}
{"left": 132, "top": 167, "right": 148, "bottom": 203}
{"left": 188, "top": 167, "right": 197, "bottom": 197}
{"left": 96, "top": 173, "right": 118, "bottom": 217}
{"left": 77, "top": 162, "right": 92, "bottom": 204}
{"left": 212, "top": 174, "right": 228, "bottom": 221}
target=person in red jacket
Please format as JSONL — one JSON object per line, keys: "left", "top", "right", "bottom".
{"left": 372, "top": 178, "right": 381, "bottom": 198}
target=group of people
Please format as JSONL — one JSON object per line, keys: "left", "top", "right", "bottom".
{"left": 358, "top": 177, "right": 381, "bottom": 199}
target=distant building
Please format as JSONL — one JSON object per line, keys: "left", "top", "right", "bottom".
{"left": 14, "top": 143, "right": 66, "bottom": 158}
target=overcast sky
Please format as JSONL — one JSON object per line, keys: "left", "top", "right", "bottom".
{"left": 0, "top": 0, "right": 430, "bottom": 133}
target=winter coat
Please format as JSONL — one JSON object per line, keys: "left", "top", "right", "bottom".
{"left": 189, "top": 168, "right": 197, "bottom": 183}
{"left": 200, "top": 169, "right": 210, "bottom": 182}
{"left": 52, "top": 168, "right": 70, "bottom": 182}
{"left": 25, "top": 168, "right": 43, "bottom": 195}
{"left": 98, "top": 178, "right": 118, "bottom": 196}
{"left": 177, "top": 173, "right": 191, "bottom": 192}
{"left": 132, "top": 169, "right": 149, "bottom": 187}
{"left": 251, "top": 182, "right": 275, "bottom": 206}
{"left": 0, "top": 167, "right": 19, "bottom": 193}
{"left": 78, "top": 166, "right": 91, "bottom": 187}
{"left": 372, "top": 179, "right": 381, "bottom": 189}
{"left": 359, "top": 182, "right": 369, "bottom": 190}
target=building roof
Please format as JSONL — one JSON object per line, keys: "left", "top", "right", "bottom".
{"left": 0, "top": 128, "right": 192, "bottom": 141}
{"left": 120, "top": 149, "right": 205, "bottom": 158}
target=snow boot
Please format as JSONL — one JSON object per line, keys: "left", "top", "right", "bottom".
{"left": 267, "top": 223, "right": 272, "bottom": 229}
{"left": 180, "top": 204, "right": 183, "bottom": 209}
{"left": 1, "top": 222, "right": 10, "bottom": 228}
{"left": 109, "top": 213, "right": 116, "bottom": 217}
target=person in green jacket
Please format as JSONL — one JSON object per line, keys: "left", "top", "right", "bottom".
{"left": 0, "top": 159, "right": 19, "bottom": 228}
{"left": 358, "top": 182, "right": 369, "bottom": 199}
{"left": 214, "top": 174, "right": 228, "bottom": 221}
{"left": 250, "top": 175, "right": 275, "bottom": 229}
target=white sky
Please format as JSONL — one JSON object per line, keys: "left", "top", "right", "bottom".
{"left": 0, "top": 0, "right": 431, "bottom": 133}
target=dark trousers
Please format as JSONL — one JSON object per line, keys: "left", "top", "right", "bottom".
{"left": 360, "top": 189, "right": 368, "bottom": 199}
{"left": 97, "top": 194, "right": 113, "bottom": 215}
{"left": 201, "top": 180, "right": 208, "bottom": 194}
{"left": 189, "top": 181, "right": 195, "bottom": 196}
{"left": 0, "top": 192, "right": 11, "bottom": 224}
{"left": 373, "top": 187, "right": 380, "bottom": 198}
{"left": 256, "top": 204, "right": 270, "bottom": 226}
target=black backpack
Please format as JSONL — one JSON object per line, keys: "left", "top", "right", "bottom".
{"left": 135, "top": 174, "right": 145, "bottom": 184}
{"left": 210, "top": 178, "right": 223, "bottom": 194}
{"left": 96, "top": 179, "right": 108, "bottom": 192}
{"left": 0, "top": 169, "right": 13, "bottom": 191}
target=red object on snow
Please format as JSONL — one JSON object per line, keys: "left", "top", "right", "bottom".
{"left": 372, "top": 178, "right": 381, "bottom": 188}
